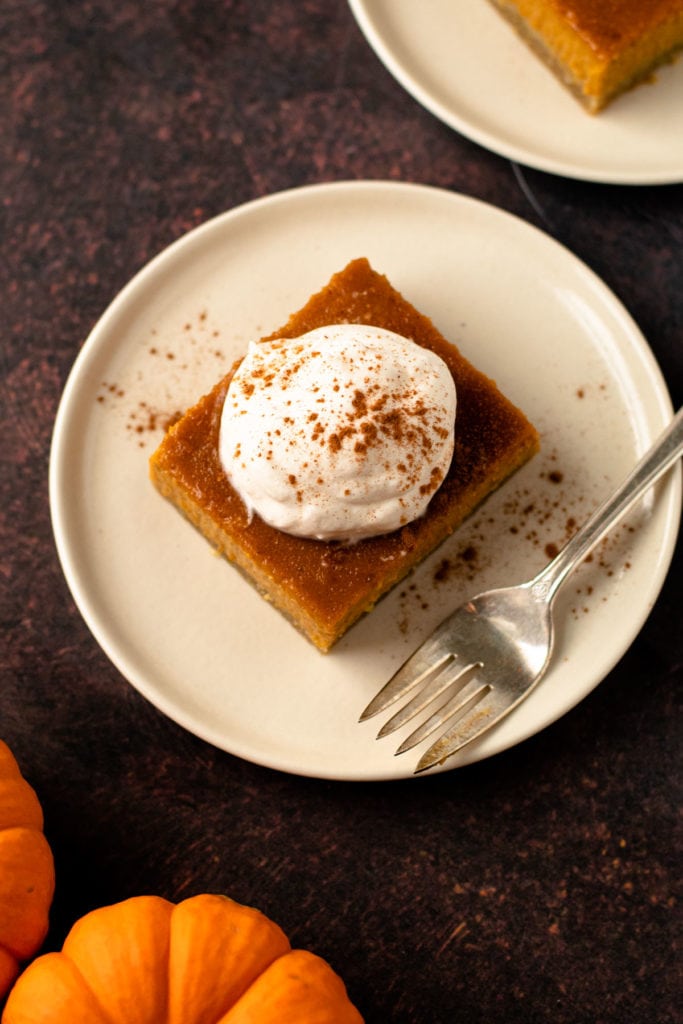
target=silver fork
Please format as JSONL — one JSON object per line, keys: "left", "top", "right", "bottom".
{"left": 361, "top": 407, "right": 683, "bottom": 774}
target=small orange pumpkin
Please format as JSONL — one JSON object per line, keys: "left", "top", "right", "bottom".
{"left": 0, "top": 740, "right": 55, "bottom": 999}
{"left": 2, "top": 893, "right": 364, "bottom": 1023}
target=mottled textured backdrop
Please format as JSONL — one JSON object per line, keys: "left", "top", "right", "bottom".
{"left": 1, "top": 2, "right": 681, "bottom": 1022}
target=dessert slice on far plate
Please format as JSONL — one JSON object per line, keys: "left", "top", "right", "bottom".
{"left": 488, "top": 0, "right": 683, "bottom": 112}
{"left": 149, "top": 258, "right": 539, "bottom": 652}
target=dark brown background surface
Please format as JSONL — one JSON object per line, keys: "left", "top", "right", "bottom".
{"left": 1, "top": 3, "right": 681, "bottom": 1022}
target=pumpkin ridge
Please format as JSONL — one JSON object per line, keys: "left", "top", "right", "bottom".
{"left": 217, "top": 947, "right": 365, "bottom": 1024}
{"left": 59, "top": 955, "right": 120, "bottom": 1024}
{"left": 167, "top": 893, "right": 291, "bottom": 1024}
{"left": 0, "top": 777, "right": 44, "bottom": 832}
{"left": 62, "top": 895, "right": 173, "bottom": 1023}
{"left": 1, "top": 950, "right": 113, "bottom": 1023}
{"left": 0, "top": 827, "right": 55, "bottom": 958}
{"left": 0, "top": 940, "right": 20, "bottom": 997}
{"left": 0, "top": 740, "right": 55, "bottom": 1002}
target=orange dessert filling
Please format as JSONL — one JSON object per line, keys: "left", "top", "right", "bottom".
{"left": 489, "top": 0, "right": 683, "bottom": 111}
{"left": 149, "top": 258, "right": 539, "bottom": 652}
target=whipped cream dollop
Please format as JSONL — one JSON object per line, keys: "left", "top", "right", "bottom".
{"left": 219, "top": 324, "right": 456, "bottom": 542}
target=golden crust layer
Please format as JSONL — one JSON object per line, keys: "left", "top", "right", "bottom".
{"left": 150, "top": 259, "right": 539, "bottom": 651}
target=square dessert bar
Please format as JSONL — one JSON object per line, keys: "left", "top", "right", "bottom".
{"left": 488, "top": 0, "right": 683, "bottom": 112}
{"left": 150, "top": 259, "right": 539, "bottom": 652}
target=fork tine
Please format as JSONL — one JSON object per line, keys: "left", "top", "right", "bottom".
{"left": 376, "top": 659, "right": 481, "bottom": 739}
{"left": 359, "top": 626, "right": 455, "bottom": 722}
{"left": 395, "top": 679, "right": 490, "bottom": 754}
{"left": 414, "top": 688, "right": 512, "bottom": 774}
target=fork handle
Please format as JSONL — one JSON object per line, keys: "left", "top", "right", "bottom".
{"left": 530, "top": 407, "right": 683, "bottom": 603}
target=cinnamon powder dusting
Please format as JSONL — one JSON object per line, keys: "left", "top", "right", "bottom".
{"left": 95, "top": 309, "right": 226, "bottom": 448}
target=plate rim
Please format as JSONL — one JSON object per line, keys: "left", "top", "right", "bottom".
{"left": 347, "top": 0, "right": 683, "bottom": 186}
{"left": 49, "top": 180, "right": 682, "bottom": 781}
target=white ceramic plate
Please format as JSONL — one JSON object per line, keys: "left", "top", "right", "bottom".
{"left": 348, "top": 0, "right": 683, "bottom": 184}
{"left": 50, "top": 181, "right": 680, "bottom": 780}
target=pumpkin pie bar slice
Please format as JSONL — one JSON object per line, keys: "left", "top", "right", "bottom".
{"left": 149, "top": 258, "right": 539, "bottom": 652}
{"left": 488, "top": 0, "right": 683, "bottom": 112}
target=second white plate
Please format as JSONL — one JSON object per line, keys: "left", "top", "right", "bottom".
{"left": 349, "top": 0, "right": 683, "bottom": 184}
{"left": 50, "top": 181, "right": 679, "bottom": 780}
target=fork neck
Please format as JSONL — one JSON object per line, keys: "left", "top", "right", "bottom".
{"left": 528, "top": 407, "right": 683, "bottom": 604}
